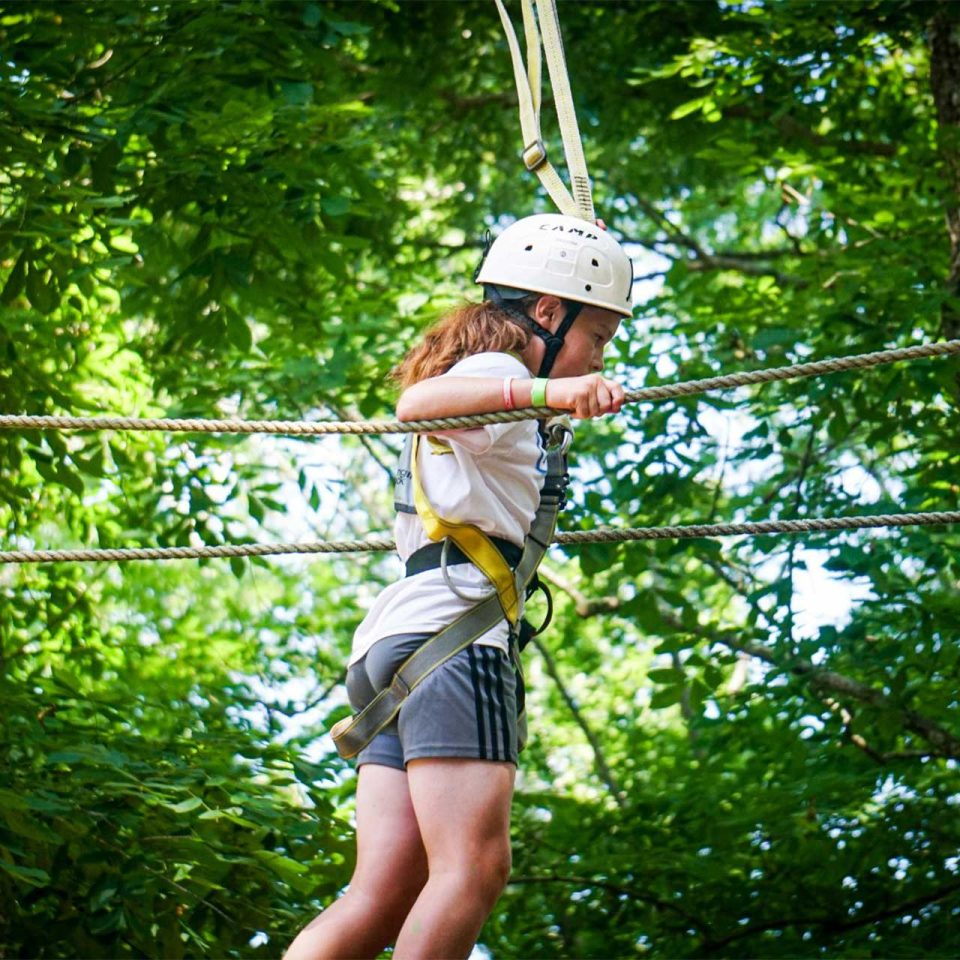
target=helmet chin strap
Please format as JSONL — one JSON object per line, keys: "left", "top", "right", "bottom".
{"left": 532, "top": 300, "right": 583, "bottom": 377}
{"left": 485, "top": 287, "right": 583, "bottom": 378}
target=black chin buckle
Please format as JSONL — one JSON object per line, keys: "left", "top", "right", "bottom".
{"left": 537, "top": 333, "right": 565, "bottom": 378}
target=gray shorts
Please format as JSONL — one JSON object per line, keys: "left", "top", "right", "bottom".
{"left": 345, "top": 633, "right": 524, "bottom": 769}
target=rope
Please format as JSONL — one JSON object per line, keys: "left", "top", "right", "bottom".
{"left": 3, "top": 510, "right": 957, "bottom": 565}
{"left": 555, "top": 511, "right": 960, "bottom": 543}
{"left": 0, "top": 538, "right": 396, "bottom": 565}
{"left": 1, "top": 339, "right": 957, "bottom": 437}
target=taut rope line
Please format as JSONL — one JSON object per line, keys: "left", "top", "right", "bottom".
{"left": 1, "top": 339, "right": 957, "bottom": 437}
{"left": 3, "top": 511, "right": 958, "bottom": 565}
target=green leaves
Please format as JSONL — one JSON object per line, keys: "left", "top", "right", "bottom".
{"left": 280, "top": 81, "right": 313, "bottom": 107}
{"left": 0, "top": 859, "right": 50, "bottom": 887}
{"left": 2, "top": 1, "right": 960, "bottom": 957}
{"left": 168, "top": 796, "right": 204, "bottom": 814}
{"left": 670, "top": 95, "right": 713, "bottom": 120}
{"left": 0, "top": 673, "right": 353, "bottom": 956}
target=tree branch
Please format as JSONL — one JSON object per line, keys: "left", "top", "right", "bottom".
{"left": 544, "top": 540, "right": 958, "bottom": 762}
{"left": 327, "top": 402, "right": 398, "bottom": 484}
{"left": 298, "top": 675, "right": 344, "bottom": 715}
{"left": 929, "top": 7, "right": 960, "bottom": 400}
{"left": 654, "top": 577, "right": 960, "bottom": 761}
{"left": 538, "top": 565, "right": 620, "bottom": 617}
{"left": 632, "top": 269, "right": 668, "bottom": 285}
{"left": 713, "top": 246, "right": 801, "bottom": 261}
{"left": 760, "top": 428, "right": 853, "bottom": 507}
{"left": 705, "top": 877, "right": 960, "bottom": 951}
{"left": 722, "top": 103, "right": 898, "bottom": 157}
{"left": 529, "top": 632, "right": 626, "bottom": 809}
{"left": 804, "top": 667, "right": 960, "bottom": 758}
{"left": 686, "top": 254, "right": 809, "bottom": 288}
{"left": 508, "top": 874, "right": 713, "bottom": 935}
{"left": 819, "top": 697, "right": 943, "bottom": 764}
{"left": 630, "top": 196, "right": 808, "bottom": 287}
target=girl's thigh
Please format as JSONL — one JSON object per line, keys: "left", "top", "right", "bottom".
{"left": 404, "top": 758, "right": 515, "bottom": 864}
{"left": 353, "top": 763, "right": 427, "bottom": 889}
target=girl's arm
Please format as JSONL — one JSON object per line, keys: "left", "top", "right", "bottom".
{"left": 396, "top": 375, "right": 625, "bottom": 422}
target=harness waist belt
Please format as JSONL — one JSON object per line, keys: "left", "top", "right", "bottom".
{"left": 405, "top": 537, "right": 523, "bottom": 577}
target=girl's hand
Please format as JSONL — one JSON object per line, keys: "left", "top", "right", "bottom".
{"left": 545, "top": 374, "right": 625, "bottom": 420}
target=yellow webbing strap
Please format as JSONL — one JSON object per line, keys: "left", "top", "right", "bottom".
{"left": 492, "top": 0, "right": 595, "bottom": 221}
{"left": 410, "top": 434, "right": 521, "bottom": 625}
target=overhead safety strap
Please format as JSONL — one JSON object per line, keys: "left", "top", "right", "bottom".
{"left": 493, "top": 0, "right": 596, "bottom": 221}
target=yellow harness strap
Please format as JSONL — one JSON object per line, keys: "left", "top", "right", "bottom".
{"left": 410, "top": 434, "right": 521, "bottom": 625}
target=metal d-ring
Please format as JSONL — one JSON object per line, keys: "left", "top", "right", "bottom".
{"left": 546, "top": 417, "right": 573, "bottom": 454}
{"left": 526, "top": 579, "right": 554, "bottom": 638}
{"left": 440, "top": 537, "right": 497, "bottom": 603}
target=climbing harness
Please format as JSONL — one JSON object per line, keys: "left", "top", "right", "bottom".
{"left": 330, "top": 418, "right": 572, "bottom": 760}
{"left": 492, "top": 0, "right": 595, "bottom": 221}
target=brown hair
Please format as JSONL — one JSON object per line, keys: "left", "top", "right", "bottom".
{"left": 391, "top": 299, "right": 537, "bottom": 390}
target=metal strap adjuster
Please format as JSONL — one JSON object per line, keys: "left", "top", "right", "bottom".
{"left": 522, "top": 139, "right": 548, "bottom": 171}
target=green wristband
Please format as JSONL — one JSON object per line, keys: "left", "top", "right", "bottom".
{"left": 530, "top": 378, "right": 549, "bottom": 407}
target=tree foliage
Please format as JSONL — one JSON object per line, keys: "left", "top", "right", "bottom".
{"left": 1, "top": 1, "right": 959, "bottom": 956}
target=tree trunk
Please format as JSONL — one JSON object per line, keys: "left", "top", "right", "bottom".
{"left": 929, "top": 5, "right": 960, "bottom": 358}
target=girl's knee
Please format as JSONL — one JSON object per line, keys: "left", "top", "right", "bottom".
{"left": 379, "top": 877, "right": 428, "bottom": 921}
{"left": 437, "top": 842, "right": 511, "bottom": 902}
{"left": 348, "top": 873, "right": 427, "bottom": 927}
{"left": 485, "top": 843, "right": 512, "bottom": 897}
{"left": 487, "top": 837, "right": 512, "bottom": 876}
{"left": 353, "top": 849, "right": 428, "bottom": 911}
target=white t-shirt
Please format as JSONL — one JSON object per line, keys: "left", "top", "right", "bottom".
{"left": 350, "top": 352, "right": 546, "bottom": 665}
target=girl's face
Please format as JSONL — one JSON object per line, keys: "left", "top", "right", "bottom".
{"left": 534, "top": 298, "right": 621, "bottom": 378}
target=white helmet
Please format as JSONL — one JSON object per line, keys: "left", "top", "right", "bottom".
{"left": 475, "top": 213, "right": 633, "bottom": 317}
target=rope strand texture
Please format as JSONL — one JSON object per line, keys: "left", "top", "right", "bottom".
{"left": 3, "top": 511, "right": 957, "bottom": 565}
{"left": 1, "top": 339, "right": 957, "bottom": 437}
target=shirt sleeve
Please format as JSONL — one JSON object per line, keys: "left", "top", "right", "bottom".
{"left": 430, "top": 352, "right": 533, "bottom": 454}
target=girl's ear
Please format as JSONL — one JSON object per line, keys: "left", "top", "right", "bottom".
{"left": 533, "top": 295, "right": 564, "bottom": 332}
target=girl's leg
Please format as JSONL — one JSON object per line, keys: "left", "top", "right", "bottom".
{"left": 283, "top": 763, "right": 428, "bottom": 960}
{"left": 393, "top": 758, "right": 516, "bottom": 960}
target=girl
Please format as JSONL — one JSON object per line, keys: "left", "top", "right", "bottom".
{"left": 285, "top": 213, "right": 633, "bottom": 960}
